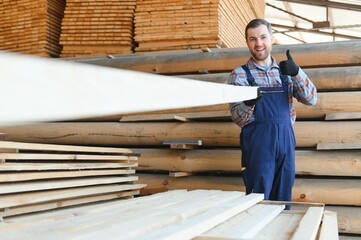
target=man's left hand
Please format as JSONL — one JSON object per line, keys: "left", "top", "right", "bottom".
{"left": 279, "top": 50, "right": 299, "bottom": 76}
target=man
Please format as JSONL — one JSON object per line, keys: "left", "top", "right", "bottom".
{"left": 228, "top": 19, "right": 317, "bottom": 208}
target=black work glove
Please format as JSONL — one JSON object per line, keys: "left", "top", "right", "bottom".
{"left": 243, "top": 88, "right": 262, "bottom": 107}
{"left": 279, "top": 50, "right": 299, "bottom": 76}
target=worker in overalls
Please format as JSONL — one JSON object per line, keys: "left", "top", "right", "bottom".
{"left": 228, "top": 19, "right": 317, "bottom": 209}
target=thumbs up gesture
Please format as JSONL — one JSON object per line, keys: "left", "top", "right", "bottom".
{"left": 279, "top": 50, "right": 299, "bottom": 76}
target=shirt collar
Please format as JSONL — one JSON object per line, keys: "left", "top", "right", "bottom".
{"left": 247, "top": 57, "right": 279, "bottom": 71}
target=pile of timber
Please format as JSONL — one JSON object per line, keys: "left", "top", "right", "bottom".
{"left": 1, "top": 40, "right": 361, "bottom": 237}
{"left": 0, "top": 190, "right": 337, "bottom": 239}
{"left": 134, "top": 0, "right": 265, "bottom": 52}
{"left": 0, "top": 141, "right": 145, "bottom": 218}
{"left": 0, "top": 0, "right": 65, "bottom": 57}
{"left": 60, "top": 0, "right": 136, "bottom": 57}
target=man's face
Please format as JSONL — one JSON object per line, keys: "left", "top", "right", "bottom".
{"left": 246, "top": 25, "right": 273, "bottom": 65}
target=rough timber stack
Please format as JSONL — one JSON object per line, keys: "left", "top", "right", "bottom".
{"left": 0, "top": 0, "right": 65, "bottom": 57}
{"left": 134, "top": 0, "right": 264, "bottom": 52}
{"left": 60, "top": 0, "right": 136, "bottom": 57}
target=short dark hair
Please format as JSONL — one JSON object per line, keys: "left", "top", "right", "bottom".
{"left": 245, "top": 19, "right": 272, "bottom": 40}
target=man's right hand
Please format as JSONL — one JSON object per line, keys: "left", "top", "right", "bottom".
{"left": 243, "top": 95, "right": 262, "bottom": 107}
{"left": 243, "top": 88, "right": 262, "bottom": 107}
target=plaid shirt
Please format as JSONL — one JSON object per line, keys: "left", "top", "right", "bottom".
{"left": 228, "top": 57, "right": 317, "bottom": 128}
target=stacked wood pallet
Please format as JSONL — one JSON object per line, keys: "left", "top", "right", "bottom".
{"left": 0, "top": 0, "right": 65, "bottom": 57}
{"left": 0, "top": 141, "right": 145, "bottom": 218}
{"left": 134, "top": 0, "right": 265, "bottom": 52}
{"left": 0, "top": 190, "right": 337, "bottom": 239}
{"left": 59, "top": 0, "right": 136, "bottom": 57}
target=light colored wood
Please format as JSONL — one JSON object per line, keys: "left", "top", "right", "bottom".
{"left": 0, "top": 184, "right": 145, "bottom": 209}
{"left": 325, "top": 112, "right": 361, "bottom": 120}
{"left": 2, "top": 121, "right": 360, "bottom": 148}
{"left": 89, "top": 91, "right": 361, "bottom": 122}
{"left": 73, "top": 40, "right": 361, "bottom": 74}
{"left": 0, "top": 140, "right": 132, "bottom": 154}
{"left": 0, "top": 176, "right": 138, "bottom": 194}
{"left": 137, "top": 173, "right": 361, "bottom": 206}
{"left": 197, "top": 204, "right": 284, "bottom": 239}
{"left": 317, "top": 142, "right": 361, "bottom": 150}
{"left": 0, "top": 169, "right": 135, "bottom": 182}
{"left": 169, "top": 171, "right": 193, "bottom": 177}
{"left": 179, "top": 66, "right": 361, "bottom": 91}
{"left": 0, "top": 153, "right": 136, "bottom": 161}
{"left": 135, "top": 148, "right": 361, "bottom": 177}
{"left": 319, "top": 210, "right": 339, "bottom": 240}
{"left": 326, "top": 206, "right": 361, "bottom": 235}
{"left": 135, "top": 193, "right": 264, "bottom": 240}
{"left": 0, "top": 190, "right": 332, "bottom": 240}
{"left": 0, "top": 190, "right": 140, "bottom": 218}
{"left": 290, "top": 206, "right": 324, "bottom": 240}
{"left": 0, "top": 52, "right": 257, "bottom": 125}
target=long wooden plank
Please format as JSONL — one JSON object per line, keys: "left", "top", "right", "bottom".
{"left": 1, "top": 190, "right": 140, "bottom": 218}
{"left": 0, "top": 184, "right": 145, "bottom": 209}
{"left": 0, "top": 140, "right": 132, "bottom": 154}
{"left": 72, "top": 40, "right": 361, "bottom": 74}
{"left": 0, "top": 176, "right": 138, "bottom": 194}
{"left": 2, "top": 121, "right": 360, "bottom": 148}
{"left": 179, "top": 66, "right": 361, "bottom": 91}
{"left": 0, "top": 153, "right": 136, "bottom": 161}
{"left": 134, "top": 148, "right": 361, "bottom": 177}
{"left": 0, "top": 169, "right": 135, "bottom": 182}
{"left": 137, "top": 173, "right": 361, "bottom": 206}
{"left": 0, "top": 52, "right": 257, "bottom": 125}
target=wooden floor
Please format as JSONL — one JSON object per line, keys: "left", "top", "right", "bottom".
{"left": 0, "top": 190, "right": 337, "bottom": 240}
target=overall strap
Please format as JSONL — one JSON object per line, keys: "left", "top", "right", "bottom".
{"left": 278, "top": 68, "right": 288, "bottom": 84}
{"left": 241, "top": 65, "right": 258, "bottom": 86}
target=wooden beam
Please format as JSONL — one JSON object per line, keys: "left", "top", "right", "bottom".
{"left": 179, "top": 66, "right": 361, "bottom": 91}
{"left": 134, "top": 148, "right": 361, "bottom": 177}
{"left": 1, "top": 121, "right": 360, "bottom": 148}
{"left": 0, "top": 52, "right": 257, "bottom": 125}
{"left": 71, "top": 40, "right": 361, "bottom": 74}
{"left": 325, "top": 112, "right": 361, "bottom": 121}
{"left": 137, "top": 173, "right": 361, "bottom": 206}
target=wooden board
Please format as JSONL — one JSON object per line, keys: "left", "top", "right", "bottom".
{"left": 0, "top": 52, "right": 258, "bottom": 125}
{"left": 0, "top": 140, "right": 144, "bottom": 217}
{"left": 0, "top": 190, "right": 335, "bottom": 239}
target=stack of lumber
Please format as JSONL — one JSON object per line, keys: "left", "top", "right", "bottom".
{"left": 134, "top": 0, "right": 265, "bottom": 52}
{"left": 0, "top": 141, "right": 145, "bottom": 218}
{"left": 1, "top": 40, "right": 360, "bottom": 238}
{"left": 60, "top": 0, "right": 136, "bottom": 57}
{"left": 0, "top": 190, "right": 337, "bottom": 239}
{"left": 0, "top": 0, "right": 65, "bottom": 57}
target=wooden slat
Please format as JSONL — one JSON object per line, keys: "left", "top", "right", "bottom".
{"left": 0, "top": 153, "right": 137, "bottom": 161}
{"left": 0, "top": 141, "right": 133, "bottom": 154}
{"left": 319, "top": 210, "right": 339, "bottom": 240}
{"left": 290, "top": 206, "right": 324, "bottom": 240}
{"left": 0, "top": 169, "right": 135, "bottom": 182}
{"left": 0, "top": 176, "right": 138, "bottom": 194}
{"left": 325, "top": 112, "right": 361, "bottom": 121}
{"left": 0, "top": 190, "right": 140, "bottom": 218}
{"left": 0, "top": 184, "right": 145, "bottom": 209}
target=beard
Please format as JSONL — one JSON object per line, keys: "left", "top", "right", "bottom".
{"left": 250, "top": 49, "right": 270, "bottom": 62}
